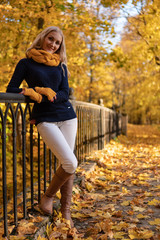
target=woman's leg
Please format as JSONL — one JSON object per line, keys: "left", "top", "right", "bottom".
{"left": 59, "top": 118, "right": 77, "bottom": 152}
{"left": 37, "top": 121, "right": 77, "bottom": 174}
{"left": 39, "top": 165, "right": 72, "bottom": 215}
{"left": 37, "top": 121, "right": 78, "bottom": 215}
{"left": 59, "top": 118, "right": 77, "bottom": 227}
{"left": 60, "top": 174, "right": 75, "bottom": 227}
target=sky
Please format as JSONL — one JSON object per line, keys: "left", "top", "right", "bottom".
{"left": 109, "top": 0, "right": 141, "bottom": 49}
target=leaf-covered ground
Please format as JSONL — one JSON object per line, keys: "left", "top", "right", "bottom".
{"left": 72, "top": 124, "right": 160, "bottom": 239}
{"left": 38, "top": 124, "right": 160, "bottom": 240}
{"left": 1, "top": 124, "right": 160, "bottom": 239}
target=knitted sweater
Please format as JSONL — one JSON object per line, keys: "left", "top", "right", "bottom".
{"left": 6, "top": 58, "right": 77, "bottom": 124}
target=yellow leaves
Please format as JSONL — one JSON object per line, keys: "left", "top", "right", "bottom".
{"left": 132, "top": 206, "right": 146, "bottom": 212}
{"left": 16, "top": 219, "right": 38, "bottom": 235}
{"left": 87, "top": 193, "right": 106, "bottom": 201}
{"left": 71, "top": 212, "right": 88, "bottom": 219}
{"left": 46, "top": 223, "right": 53, "bottom": 237}
{"left": 28, "top": 214, "right": 44, "bottom": 223}
{"left": 85, "top": 182, "right": 94, "bottom": 192}
{"left": 128, "top": 228, "right": 154, "bottom": 239}
{"left": 149, "top": 218, "right": 160, "bottom": 225}
{"left": 41, "top": 212, "right": 80, "bottom": 240}
{"left": 95, "top": 219, "right": 112, "bottom": 232}
{"left": 121, "top": 200, "right": 130, "bottom": 206}
{"left": 8, "top": 236, "right": 26, "bottom": 240}
{"left": 56, "top": 191, "right": 61, "bottom": 199}
{"left": 112, "top": 210, "right": 123, "bottom": 218}
{"left": 0, "top": 4, "right": 12, "bottom": 10}
{"left": 138, "top": 173, "right": 150, "bottom": 181}
{"left": 148, "top": 199, "right": 160, "bottom": 206}
{"left": 116, "top": 3, "right": 160, "bottom": 119}
{"left": 136, "top": 214, "right": 148, "bottom": 219}
{"left": 122, "top": 187, "right": 129, "bottom": 194}
{"left": 98, "top": 233, "right": 109, "bottom": 239}
{"left": 37, "top": 236, "right": 47, "bottom": 240}
{"left": 112, "top": 221, "right": 128, "bottom": 231}
{"left": 72, "top": 124, "right": 160, "bottom": 239}
{"left": 144, "top": 191, "right": 153, "bottom": 197}
{"left": 89, "top": 210, "right": 111, "bottom": 219}
{"left": 113, "top": 231, "right": 126, "bottom": 239}
{"left": 94, "top": 220, "right": 113, "bottom": 239}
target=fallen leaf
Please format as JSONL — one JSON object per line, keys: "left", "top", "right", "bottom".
{"left": 132, "top": 206, "right": 146, "bottom": 212}
{"left": 149, "top": 218, "right": 160, "bottom": 225}
{"left": 121, "top": 200, "right": 130, "bottom": 206}
{"left": 128, "top": 228, "right": 154, "bottom": 239}
{"left": 148, "top": 199, "right": 160, "bottom": 206}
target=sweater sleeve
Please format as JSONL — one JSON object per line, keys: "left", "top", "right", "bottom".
{"left": 54, "top": 64, "right": 69, "bottom": 103}
{"left": 6, "top": 59, "right": 27, "bottom": 93}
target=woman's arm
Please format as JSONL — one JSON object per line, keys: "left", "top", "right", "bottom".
{"left": 6, "top": 59, "right": 27, "bottom": 93}
{"left": 54, "top": 64, "right": 69, "bottom": 103}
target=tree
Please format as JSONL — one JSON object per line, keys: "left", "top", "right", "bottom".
{"left": 109, "top": 0, "right": 160, "bottom": 123}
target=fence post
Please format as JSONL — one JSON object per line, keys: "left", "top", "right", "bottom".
{"left": 116, "top": 113, "right": 119, "bottom": 136}
{"left": 98, "top": 99, "right": 105, "bottom": 150}
{"left": 98, "top": 108, "right": 105, "bottom": 150}
{"left": 121, "top": 114, "right": 128, "bottom": 136}
{"left": 2, "top": 111, "right": 8, "bottom": 237}
{"left": 109, "top": 111, "right": 112, "bottom": 141}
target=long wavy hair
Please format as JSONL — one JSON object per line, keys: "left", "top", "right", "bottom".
{"left": 26, "top": 26, "right": 68, "bottom": 69}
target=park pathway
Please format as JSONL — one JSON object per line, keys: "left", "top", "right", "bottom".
{"left": 69, "top": 124, "right": 160, "bottom": 239}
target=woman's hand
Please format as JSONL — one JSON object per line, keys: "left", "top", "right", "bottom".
{"left": 35, "top": 87, "right": 57, "bottom": 102}
{"left": 22, "top": 88, "right": 42, "bottom": 103}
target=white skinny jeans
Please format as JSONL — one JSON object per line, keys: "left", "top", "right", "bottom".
{"left": 37, "top": 118, "right": 78, "bottom": 174}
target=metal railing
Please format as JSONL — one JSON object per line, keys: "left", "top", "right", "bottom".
{"left": 0, "top": 90, "right": 122, "bottom": 237}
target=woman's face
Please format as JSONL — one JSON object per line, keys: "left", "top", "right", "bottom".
{"left": 42, "top": 31, "right": 62, "bottom": 54}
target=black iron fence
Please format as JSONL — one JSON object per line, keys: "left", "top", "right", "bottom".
{"left": 0, "top": 90, "right": 124, "bottom": 237}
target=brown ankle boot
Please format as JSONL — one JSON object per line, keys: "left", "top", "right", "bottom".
{"left": 39, "top": 165, "right": 72, "bottom": 215}
{"left": 60, "top": 174, "right": 75, "bottom": 228}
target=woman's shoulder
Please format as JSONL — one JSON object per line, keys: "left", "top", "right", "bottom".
{"left": 15, "top": 58, "right": 36, "bottom": 69}
{"left": 18, "top": 58, "right": 31, "bottom": 64}
{"left": 15, "top": 57, "right": 31, "bottom": 66}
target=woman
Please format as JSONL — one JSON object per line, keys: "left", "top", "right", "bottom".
{"left": 6, "top": 26, "right": 78, "bottom": 228}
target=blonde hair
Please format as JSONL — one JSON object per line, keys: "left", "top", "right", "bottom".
{"left": 26, "top": 26, "right": 68, "bottom": 68}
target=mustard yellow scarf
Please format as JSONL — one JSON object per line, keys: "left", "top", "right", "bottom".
{"left": 28, "top": 48, "right": 60, "bottom": 66}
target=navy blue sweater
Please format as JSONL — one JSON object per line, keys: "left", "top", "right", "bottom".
{"left": 6, "top": 58, "right": 76, "bottom": 124}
